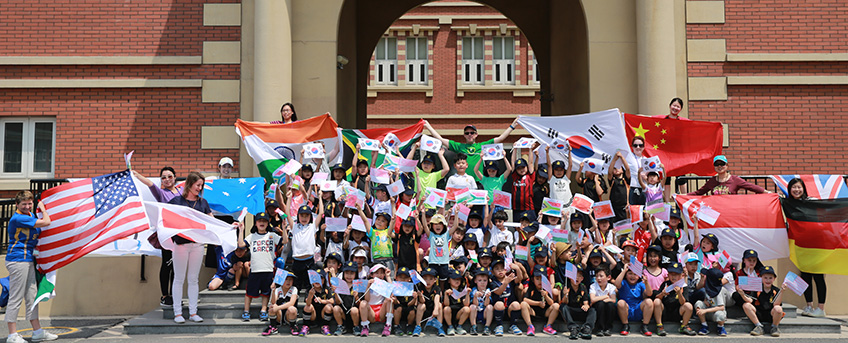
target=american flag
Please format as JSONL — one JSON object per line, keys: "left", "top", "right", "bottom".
{"left": 36, "top": 170, "right": 149, "bottom": 273}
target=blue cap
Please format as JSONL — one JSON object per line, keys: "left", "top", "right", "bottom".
{"left": 274, "top": 257, "right": 286, "bottom": 270}
{"left": 375, "top": 212, "right": 392, "bottom": 221}
{"left": 475, "top": 267, "right": 491, "bottom": 277}
{"left": 533, "top": 265, "right": 547, "bottom": 277}
{"left": 660, "top": 228, "right": 676, "bottom": 238}
{"left": 713, "top": 155, "right": 728, "bottom": 164}
{"left": 451, "top": 255, "right": 469, "bottom": 265}
{"left": 478, "top": 247, "right": 493, "bottom": 258}
{"left": 341, "top": 261, "right": 358, "bottom": 272}
{"left": 331, "top": 163, "right": 346, "bottom": 171}
{"left": 760, "top": 266, "right": 776, "bottom": 276}
{"left": 422, "top": 154, "right": 436, "bottom": 164}
{"left": 403, "top": 183, "right": 416, "bottom": 195}
{"left": 463, "top": 232, "right": 478, "bottom": 243}
{"left": 534, "top": 246, "right": 549, "bottom": 258}
{"left": 254, "top": 212, "right": 270, "bottom": 221}
{"left": 326, "top": 252, "right": 344, "bottom": 264}
{"left": 669, "top": 207, "right": 681, "bottom": 219}
{"left": 515, "top": 158, "right": 527, "bottom": 167}
{"left": 397, "top": 266, "right": 411, "bottom": 277}
{"left": 297, "top": 205, "right": 312, "bottom": 215}
{"left": 570, "top": 212, "right": 583, "bottom": 222}
{"left": 536, "top": 164, "right": 548, "bottom": 179}
{"left": 667, "top": 262, "right": 684, "bottom": 274}
{"left": 552, "top": 160, "right": 566, "bottom": 169}
{"left": 588, "top": 248, "right": 603, "bottom": 259}
{"left": 485, "top": 160, "right": 499, "bottom": 170}
{"left": 519, "top": 211, "right": 536, "bottom": 222}
{"left": 448, "top": 268, "right": 464, "bottom": 279}
{"left": 743, "top": 249, "right": 758, "bottom": 260}
{"left": 421, "top": 267, "right": 438, "bottom": 277}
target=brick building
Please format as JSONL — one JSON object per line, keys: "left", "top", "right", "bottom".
{"left": 0, "top": 0, "right": 846, "bottom": 316}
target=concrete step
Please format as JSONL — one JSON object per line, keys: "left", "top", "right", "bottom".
{"left": 161, "top": 305, "right": 270, "bottom": 320}
{"left": 124, "top": 311, "right": 268, "bottom": 335}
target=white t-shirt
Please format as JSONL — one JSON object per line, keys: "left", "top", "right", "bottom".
{"left": 548, "top": 175, "right": 574, "bottom": 204}
{"left": 446, "top": 173, "right": 478, "bottom": 190}
{"left": 291, "top": 222, "right": 317, "bottom": 258}
{"left": 590, "top": 282, "right": 617, "bottom": 298}
{"left": 628, "top": 156, "right": 643, "bottom": 188}
{"left": 489, "top": 227, "right": 514, "bottom": 248}
{"left": 246, "top": 232, "right": 282, "bottom": 272}
{"left": 274, "top": 286, "right": 298, "bottom": 304}
{"left": 370, "top": 198, "right": 392, "bottom": 222}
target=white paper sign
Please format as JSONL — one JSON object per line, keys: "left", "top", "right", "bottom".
{"left": 641, "top": 156, "right": 662, "bottom": 173}
{"left": 420, "top": 134, "right": 442, "bottom": 153}
{"left": 382, "top": 133, "right": 401, "bottom": 150}
{"left": 371, "top": 168, "right": 391, "bottom": 184}
{"left": 513, "top": 137, "right": 537, "bottom": 149}
{"left": 351, "top": 216, "right": 370, "bottom": 232}
{"left": 396, "top": 204, "right": 412, "bottom": 220}
{"left": 326, "top": 217, "right": 348, "bottom": 232}
{"left": 697, "top": 205, "right": 720, "bottom": 225}
{"left": 387, "top": 179, "right": 405, "bottom": 197}
{"left": 359, "top": 139, "right": 381, "bottom": 151}
{"left": 302, "top": 143, "right": 325, "bottom": 159}
{"left": 280, "top": 159, "right": 303, "bottom": 176}
{"left": 481, "top": 143, "right": 505, "bottom": 161}
{"left": 320, "top": 180, "right": 338, "bottom": 192}
{"left": 582, "top": 158, "right": 606, "bottom": 174}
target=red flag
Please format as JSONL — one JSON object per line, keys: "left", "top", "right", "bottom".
{"left": 675, "top": 194, "right": 787, "bottom": 261}
{"left": 624, "top": 113, "right": 723, "bottom": 176}
{"left": 36, "top": 170, "right": 149, "bottom": 273}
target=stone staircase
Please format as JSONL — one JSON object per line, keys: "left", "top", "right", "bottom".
{"left": 123, "top": 289, "right": 841, "bottom": 336}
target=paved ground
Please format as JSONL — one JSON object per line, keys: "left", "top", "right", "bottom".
{"left": 2, "top": 316, "right": 847, "bottom": 342}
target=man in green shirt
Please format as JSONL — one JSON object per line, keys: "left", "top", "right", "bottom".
{"left": 423, "top": 119, "right": 519, "bottom": 182}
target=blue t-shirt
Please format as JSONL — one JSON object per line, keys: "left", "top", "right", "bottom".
{"left": 6, "top": 211, "right": 40, "bottom": 262}
{"left": 619, "top": 280, "right": 645, "bottom": 306}
{"left": 429, "top": 231, "right": 451, "bottom": 265}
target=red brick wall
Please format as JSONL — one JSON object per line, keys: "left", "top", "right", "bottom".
{"left": 0, "top": 0, "right": 241, "bottom": 184}
{"left": 687, "top": 0, "right": 848, "bottom": 175}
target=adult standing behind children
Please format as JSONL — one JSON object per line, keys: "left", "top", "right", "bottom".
{"left": 423, "top": 119, "right": 519, "bottom": 182}
{"left": 5, "top": 191, "right": 57, "bottom": 343}
{"left": 687, "top": 156, "right": 767, "bottom": 195}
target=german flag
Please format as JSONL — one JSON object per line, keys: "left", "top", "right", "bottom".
{"left": 781, "top": 198, "right": 848, "bottom": 275}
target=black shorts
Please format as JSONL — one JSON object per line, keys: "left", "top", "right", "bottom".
{"left": 398, "top": 304, "right": 416, "bottom": 320}
{"left": 430, "top": 264, "right": 450, "bottom": 281}
{"left": 755, "top": 307, "right": 775, "bottom": 324}
{"left": 422, "top": 302, "right": 436, "bottom": 319}
{"left": 246, "top": 271, "right": 273, "bottom": 298}
{"left": 450, "top": 303, "right": 465, "bottom": 318}
{"left": 662, "top": 299, "right": 683, "bottom": 322}
{"left": 531, "top": 305, "right": 548, "bottom": 319}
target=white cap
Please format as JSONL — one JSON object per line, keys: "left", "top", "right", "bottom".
{"left": 369, "top": 263, "right": 388, "bottom": 274}
{"left": 218, "top": 157, "right": 234, "bottom": 167}
{"left": 352, "top": 247, "right": 368, "bottom": 258}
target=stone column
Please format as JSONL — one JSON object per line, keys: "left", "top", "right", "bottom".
{"left": 636, "top": 0, "right": 677, "bottom": 115}
{"left": 253, "top": 0, "right": 292, "bottom": 122}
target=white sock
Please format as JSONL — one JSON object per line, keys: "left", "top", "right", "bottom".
{"left": 386, "top": 313, "right": 394, "bottom": 325}
{"left": 361, "top": 320, "right": 370, "bottom": 327}
{"left": 32, "top": 329, "right": 43, "bottom": 336}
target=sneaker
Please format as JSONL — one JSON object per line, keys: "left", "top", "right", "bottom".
{"left": 656, "top": 325, "right": 666, "bottom": 336}
{"left": 594, "top": 330, "right": 604, "bottom": 337}
{"left": 470, "top": 324, "right": 478, "bottom": 335}
{"left": 382, "top": 324, "right": 392, "bottom": 337}
{"left": 174, "top": 315, "right": 186, "bottom": 324}
{"left": 6, "top": 333, "right": 26, "bottom": 343}
{"left": 393, "top": 325, "right": 405, "bottom": 336}
{"left": 640, "top": 324, "right": 653, "bottom": 336}
{"left": 333, "top": 326, "right": 344, "bottom": 336}
{"left": 543, "top": 324, "right": 556, "bottom": 335}
{"left": 580, "top": 325, "right": 593, "bottom": 339}
{"left": 407, "top": 326, "right": 415, "bottom": 336}
{"left": 526, "top": 324, "right": 535, "bottom": 336}
{"left": 322, "top": 325, "right": 331, "bottom": 336}
{"left": 620, "top": 324, "right": 630, "bottom": 336}
{"left": 717, "top": 326, "right": 727, "bottom": 336}
{"left": 259, "top": 311, "right": 269, "bottom": 321}
{"left": 438, "top": 327, "right": 446, "bottom": 337}
{"left": 291, "top": 324, "right": 300, "bottom": 336}
{"left": 241, "top": 311, "right": 250, "bottom": 321}
{"left": 510, "top": 324, "right": 523, "bottom": 335}
{"left": 353, "top": 325, "right": 362, "bottom": 336}
{"left": 750, "top": 325, "right": 764, "bottom": 336}
{"left": 679, "top": 325, "right": 697, "bottom": 336}
{"left": 262, "top": 325, "right": 279, "bottom": 336}
{"left": 801, "top": 305, "right": 813, "bottom": 316}
{"left": 494, "top": 325, "right": 504, "bottom": 337}
{"left": 300, "top": 325, "right": 309, "bottom": 336}
{"left": 412, "top": 325, "right": 422, "bottom": 337}
{"left": 602, "top": 329, "right": 612, "bottom": 336}
{"left": 360, "top": 325, "right": 369, "bottom": 337}
{"left": 455, "top": 326, "right": 467, "bottom": 335}
{"left": 569, "top": 327, "right": 580, "bottom": 340}
{"left": 770, "top": 326, "right": 780, "bottom": 337}
{"left": 447, "top": 325, "right": 456, "bottom": 336}
{"left": 482, "top": 326, "right": 491, "bottom": 336}
{"left": 811, "top": 308, "right": 827, "bottom": 317}
{"left": 30, "top": 331, "right": 58, "bottom": 343}
{"left": 160, "top": 295, "right": 173, "bottom": 308}
{"left": 697, "top": 325, "right": 709, "bottom": 335}
{"left": 189, "top": 314, "right": 204, "bottom": 323}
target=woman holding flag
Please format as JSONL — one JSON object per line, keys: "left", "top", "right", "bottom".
{"left": 168, "top": 171, "right": 214, "bottom": 324}
{"left": 786, "top": 178, "right": 827, "bottom": 317}
{"left": 133, "top": 167, "right": 180, "bottom": 308}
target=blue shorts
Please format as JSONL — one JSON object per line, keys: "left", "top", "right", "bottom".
{"left": 246, "top": 271, "right": 273, "bottom": 298}
{"left": 626, "top": 301, "right": 643, "bottom": 321}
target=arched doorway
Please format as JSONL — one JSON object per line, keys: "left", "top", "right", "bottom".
{"left": 336, "top": 0, "right": 589, "bottom": 129}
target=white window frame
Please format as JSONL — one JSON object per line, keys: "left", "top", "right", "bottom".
{"left": 462, "top": 36, "right": 484, "bottom": 85}
{"left": 406, "top": 37, "right": 428, "bottom": 85}
{"left": 0, "top": 117, "right": 56, "bottom": 178}
{"left": 493, "top": 36, "right": 515, "bottom": 85}
{"left": 375, "top": 37, "right": 398, "bottom": 85}
{"left": 532, "top": 56, "right": 540, "bottom": 84}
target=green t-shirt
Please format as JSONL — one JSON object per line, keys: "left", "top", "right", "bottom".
{"left": 480, "top": 174, "right": 507, "bottom": 205}
{"left": 369, "top": 227, "right": 393, "bottom": 260}
{"left": 448, "top": 138, "right": 494, "bottom": 181}
{"left": 416, "top": 168, "right": 443, "bottom": 193}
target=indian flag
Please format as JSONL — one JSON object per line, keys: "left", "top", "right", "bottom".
{"left": 235, "top": 114, "right": 340, "bottom": 185}
{"left": 340, "top": 120, "right": 425, "bottom": 176}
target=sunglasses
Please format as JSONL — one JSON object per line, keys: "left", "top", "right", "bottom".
{"left": 714, "top": 162, "right": 727, "bottom": 167}
{"left": 632, "top": 144, "right": 644, "bottom": 148}
{"left": 464, "top": 131, "right": 477, "bottom": 135}
{"left": 161, "top": 175, "right": 174, "bottom": 179}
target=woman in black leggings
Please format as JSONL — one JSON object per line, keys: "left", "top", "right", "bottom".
{"left": 787, "top": 178, "right": 827, "bottom": 317}
{"left": 134, "top": 167, "right": 181, "bottom": 307}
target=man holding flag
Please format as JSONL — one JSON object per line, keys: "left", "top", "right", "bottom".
{"left": 423, "top": 119, "right": 519, "bottom": 181}
{"left": 5, "top": 191, "right": 58, "bottom": 343}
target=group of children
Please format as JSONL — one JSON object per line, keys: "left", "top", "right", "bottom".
{"left": 225, "top": 139, "right": 790, "bottom": 338}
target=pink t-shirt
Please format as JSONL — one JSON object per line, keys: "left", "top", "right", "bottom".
{"left": 643, "top": 267, "right": 668, "bottom": 292}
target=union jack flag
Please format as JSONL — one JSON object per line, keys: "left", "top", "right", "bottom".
{"left": 770, "top": 174, "right": 848, "bottom": 200}
{"left": 36, "top": 170, "right": 149, "bottom": 273}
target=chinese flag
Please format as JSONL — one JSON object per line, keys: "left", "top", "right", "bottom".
{"left": 624, "top": 113, "right": 723, "bottom": 176}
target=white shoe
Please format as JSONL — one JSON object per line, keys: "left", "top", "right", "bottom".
{"left": 174, "top": 315, "right": 186, "bottom": 324}
{"left": 6, "top": 333, "right": 26, "bottom": 343}
{"left": 811, "top": 308, "right": 827, "bottom": 317}
{"left": 189, "top": 314, "right": 204, "bottom": 323}
{"left": 31, "top": 330, "right": 58, "bottom": 342}
{"left": 801, "top": 306, "right": 813, "bottom": 316}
